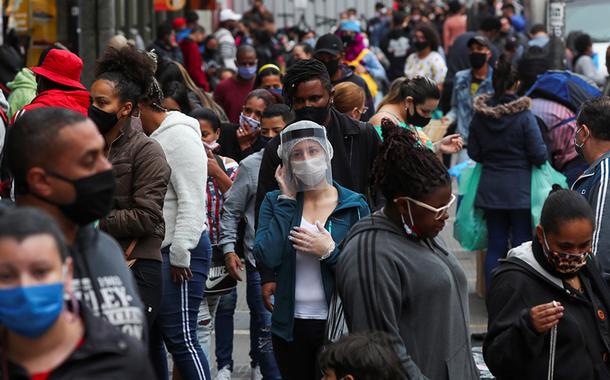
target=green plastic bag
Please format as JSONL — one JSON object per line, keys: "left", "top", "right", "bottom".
{"left": 531, "top": 161, "right": 568, "bottom": 228}
{"left": 454, "top": 163, "right": 488, "bottom": 251}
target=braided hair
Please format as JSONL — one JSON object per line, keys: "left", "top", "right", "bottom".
{"left": 372, "top": 118, "right": 450, "bottom": 201}
{"left": 282, "top": 59, "right": 332, "bottom": 107}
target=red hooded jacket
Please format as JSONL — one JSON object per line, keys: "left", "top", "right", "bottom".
{"left": 11, "top": 89, "right": 90, "bottom": 123}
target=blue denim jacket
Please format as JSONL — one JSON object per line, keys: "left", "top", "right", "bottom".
{"left": 446, "top": 67, "right": 494, "bottom": 141}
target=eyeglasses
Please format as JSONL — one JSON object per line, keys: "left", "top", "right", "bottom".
{"left": 396, "top": 194, "right": 456, "bottom": 220}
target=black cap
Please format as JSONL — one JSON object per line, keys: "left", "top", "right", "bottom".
{"left": 467, "top": 35, "right": 492, "bottom": 50}
{"left": 314, "top": 34, "right": 343, "bottom": 56}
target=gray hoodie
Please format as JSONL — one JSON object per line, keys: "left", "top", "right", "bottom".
{"left": 337, "top": 211, "right": 479, "bottom": 380}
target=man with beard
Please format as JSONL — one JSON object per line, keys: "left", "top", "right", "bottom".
{"left": 313, "top": 34, "right": 375, "bottom": 121}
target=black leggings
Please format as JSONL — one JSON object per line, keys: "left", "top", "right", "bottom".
{"left": 272, "top": 319, "right": 326, "bottom": 380}
{"left": 130, "top": 259, "right": 163, "bottom": 332}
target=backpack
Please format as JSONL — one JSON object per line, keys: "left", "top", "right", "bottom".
{"left": 526, "top": 70, "right": 602, "bottom": 112}
{"left": 346, "top": 49, "right": 379, "bottom": 98}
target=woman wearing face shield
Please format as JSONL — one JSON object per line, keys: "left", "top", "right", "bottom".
{"left": 484, "top": 187, "right": 610, "bottom": 379}
{"left": 253, "top": 120, "right": 370, "bottom": 380}
{"left": 0, "top": 208, "right": 154, "bottom": 378}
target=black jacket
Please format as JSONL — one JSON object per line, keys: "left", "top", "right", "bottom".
{"left": 484, "top": 240, "right": 610, "bottom": 380}
{"left": 218, "top": 122, "right": 267, "bottom": 163}
{"left": 2, "top": 304, "right": 154, "bottom": 379}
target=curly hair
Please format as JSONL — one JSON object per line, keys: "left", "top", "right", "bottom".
{"left": 415, "top": 24, "right": 441, "bottom": 52}
{"left": 95, "top": 46, "right": 156, "bottom": 104}
{"left": 372, "top": 118, "right": 450, "bottom": 201}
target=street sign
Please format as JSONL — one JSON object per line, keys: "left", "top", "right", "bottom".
{"left": 548, "top": 0, "right": 566, "bottom": 38}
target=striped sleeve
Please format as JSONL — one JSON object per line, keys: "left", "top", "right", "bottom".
{"left": 591, "top": 159, "right": 610, "bottom": 282}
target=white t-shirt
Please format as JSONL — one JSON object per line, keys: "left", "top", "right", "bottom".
{"left": 404, "top": 51, "right": 448, "bottom": 84}
{"left": 294, "top": 218, "right": 328, "bottom": 320}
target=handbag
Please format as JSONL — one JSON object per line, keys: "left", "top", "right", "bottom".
{"left": 205, "top": 246, "right": 237, "bottom": 295}
{"left": 531, "top": 161, "right": 568, "bottom": 228}
{"left": 454, "top": 163, "right": 488, "bottom": 251}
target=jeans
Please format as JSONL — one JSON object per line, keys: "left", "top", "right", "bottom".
{"left": 197, "top": 289, "right": 237, "bottom": 371}
{"left": 485, "top": 209, "right": 531, "bottom": 289}
{"left": 151, "top": 233, "right": 212, "bottom": 380}
{"left": 246, "top": 264, "right": 281, "bottom": 379}
{"left": 272, "top": 319, "right": 326, "bottom": 380}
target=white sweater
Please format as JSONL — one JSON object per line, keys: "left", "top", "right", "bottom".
{"left": 151, "top": 111, "right": 207, "bottom": 268}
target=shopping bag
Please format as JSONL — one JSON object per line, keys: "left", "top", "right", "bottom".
{"left": 531, "top": 161, "right": 568, "bottom": 228}
{"left": 454, "top": 163, "right": 488, "bottom": 251}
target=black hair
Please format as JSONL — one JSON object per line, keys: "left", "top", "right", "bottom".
{"left": 577, "top": 96, "right": 610, "bottom": 140}
{"left": 373, "top": 118, "right": 450, "bottom": 201}
{"left": 162, "top": 80, "right": 191, "bottom": 113}
{"left": 236, "top": 44, "right": 257, "bottom": 61}
{"left": 378, "top": 76, "right": 440, "bottom": 109}
{"left": 294, "top": 42, "right": 313, "bottom": 55}
{"left": 261, "top": 103, "right": 294, "bottom": 124}
{"left": 540, "top": 186, "right": 595, "bottom": 234}
{"left": 574, "top": 33, "right": 592, "bottom": 55}
{"left": 530, "top": 23, "right": 546, "bottom": 35}
{"left": 501, "top": 3, "right": 516, "bottom": 13}
{"left": 492, "top": 54, "right": 519, "bottom": 98}
{"left": 156, "top": 22, "right": 173, "bottom": 41}
{"left": 185, "top": 10, "right": 199, "bottom": 23}
{"left": 0, "top": 207, "right": 69, "bottom": 260}
{"left": 36, "top": 76, "right": 79, "bottom": 93}
{"left": 95, "top": 46, "right": 156, "bottom": 105}
{"left": 191, "top": 25, "right": 205, "bottom": 35}
{"left": 318, "top": 332, "right": 403, "bottom": 380}
{"left": 479, "top": 16, "right": 501, "bottom": 32}
{"left": 283, "top": 59, "right": 332, "bottom": 107}
{"left": 254, "top": 65, "right": 282, "bottom": 89}
{"left": 448, "top": 1, "right": 462, "bottom": 14}
{"left": 245, "top": 89, "right": 277, "bottom": 108}
{"left": 392, "top": 11, "right": 407, "bottom": 27}
{"left": 189, "top": 108, "right": 221, "bottom": 132}
{"left": 415, "top": 24, "right": 440, "bottom": 52}
{"left": 6, "top": 108, "right": 87, "bottom": 194}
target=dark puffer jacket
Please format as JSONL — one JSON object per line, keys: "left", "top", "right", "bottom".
{"left": 468, "top": 93, "right": 547, "bottom": 210}
{"left": 99, "top": 117, "right": 171, "bottom": 262}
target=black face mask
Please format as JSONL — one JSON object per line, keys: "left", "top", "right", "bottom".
{"left": 406, "top": 105, "right": 431, "bottom": 127}
{"left": 341, "top": 34, "right": 354, "bottom": 46}
{"left": 294, "top": 102, "right": 331, "bottom": 125}
{"left": 259, "top": 135, "right": 272, "bottom": 145}
{"left": 469, "top": 52, "right": 488, "bottom": 69}
{"left": 413, "top": 40, "right": 429, "bottom": 51}
{"left": 89, "top": 105, "right": 119, "bottom": 135}
{"left": 323, "top": 59, "right": 340, "bottom": 77}
{"left": 40, "top": 170, "right": 116, "bottom": 226}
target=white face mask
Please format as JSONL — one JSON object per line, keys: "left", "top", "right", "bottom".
{"left": 203, "top": 139, "right": 220, "bottom": 151}
{"left": 291, "top": 156, "right": 327, "bottom": 187}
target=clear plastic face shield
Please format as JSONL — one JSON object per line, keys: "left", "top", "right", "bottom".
{"left": 277, "top": 121, "right": 334, "bottom": 193}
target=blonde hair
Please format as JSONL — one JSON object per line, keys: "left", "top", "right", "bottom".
{"left": 333, "top": 82, "right": 365, "bottom": 114}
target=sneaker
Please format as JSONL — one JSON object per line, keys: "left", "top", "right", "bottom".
{"left": 215, "top": 365, "right": 232, "bottom": 380}
{"left": 251, "top": 366, "right": 262, "bottom": 380}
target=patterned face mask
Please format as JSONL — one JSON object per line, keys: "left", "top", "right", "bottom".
{"left": 542, "top": 230, "right": 590, "bottom": 274}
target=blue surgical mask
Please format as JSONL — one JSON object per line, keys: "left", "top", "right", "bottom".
{"left": 0, "top": 282, "right": 65, "bottom": 338}
{"left": 270, "top": 87, "right": 283, "bottom": 96}
{"left": 238, "top": 65, "right": 257, "bottom": 80}
{"left": 240, "top": 112, "right": 260, "bottom": 130}
{"left": 303, "top": 38, "right": 316, "bottom": 47}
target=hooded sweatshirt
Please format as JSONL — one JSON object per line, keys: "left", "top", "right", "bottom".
{"left": 12, "top": 89, "right": 90, "bottom": 122}
{"left": 468, "top": 93, "right": 547, "bottom": 209}
{"left": 150, "top": 111, "right": 207, "bottom": 268}
{"left": 7, "top": 68, "right": 37, "bottom": 119}
{"left": 337, "top": 211, "right": 478, "bottom": 380}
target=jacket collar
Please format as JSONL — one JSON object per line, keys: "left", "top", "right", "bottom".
{"left": 473, "top": 93, "right": 531, "bottom": 118}
{"left": 329, "top": 107, "right": 360, "bottom": 136}
{"left": 573, "top": 151, "right": 610, "bottom": 189}
{"left": 295, "top": 181, "right": 365, "bottom": 213}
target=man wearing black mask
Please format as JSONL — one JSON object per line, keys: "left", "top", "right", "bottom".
{"left": 313, "top": 33, "right": 375, "bottom": 121}
{"left": 443, "top": 35, "right": 495, "bottom": 163}
{"left": 4, "top": 107, "right": 146, "bottom": 341}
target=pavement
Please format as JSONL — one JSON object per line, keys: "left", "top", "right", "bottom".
{"left": 208, "top": 199, "right": 490, "bottom": 379}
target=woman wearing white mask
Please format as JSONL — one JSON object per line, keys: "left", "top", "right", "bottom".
{"left": 253, "top": 120, "right": 370, "bottom": 380}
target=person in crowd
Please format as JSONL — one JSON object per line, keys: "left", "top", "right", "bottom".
{"left": 217, "top": 89, "right": 276, "bottom": 162}
{"left": 404, "top": 24, "right": 447, "bottom": 87}
{"left": 468, "top": 56, "right": 547, "bottom": 289}
{"left": 138, "top": 78, "right": 211, "bottom": 380}
{"left": 380, "top": 11, "right": 410, "bottom": 82}
{"left": 216, "top": 9, "right": 242, "bottom": 71}
{"left": 292, "top": 42, "right": 313, "bottom": 61}
{"left": 203, "top": 35, "right": 222, "bottom": 67}
{"left": 333, "top": 82, "right": 367, "bottom": 121}
{"left": 484, "top": 187, "right": 610, "bottom": 379}
{"left": 188, "top": 108, "right": 239, "bottom": 380}
{"left": 318, "top": 332, "right": 403, "bottom": 380}
{"left": 214, "top": 45, "right": 258, "bottom": 124}
{"left": 157, "top": 59, "right": 228, "bottom": 122}
{"left": 4, "top": 107, "right": 146, "bottom": 338}
{"left": 254, "top": 121, "right": 370, "bottom": 380}
{"left": 0, "top": 91, "right": 7, "bottom": 153}
{"left": 180, "top": 25, "right": 210, "bottom": 92}
{"left": 313, "top": 34, "right": 375, "bottom": 121}
{"left": 6, "top": 67, "right": 36, "bottom": 119}
{"left": 173, "top": 17, "right": 189, "bottom": 42}
{"left": 12, "top": 49, "right": 90, "bottom": 121}
{"left": 371, "top": 76, "right": 463, "bottom": 154}
{"left": 367, "top": 2, "right": 391, "bottom": 48}
{"left": 337, "top": 121, "right": 478, "bottom": 379}
{"left": 443, "top": 1, "right": 466, "bottom": 49}
{"left": 90, "top": 46, "right": 171, "bottom": 344}
{"left": 572, "top": 96, "right": 610, "bottom": 282}
{"left": 444, "top": 35, "right": 495, "bottom": 163}
{"left": 243, "top": 0, "right": 273, "bottom": 26}
{"left": 0, "top": 207, "right": 155, "bottom": 378}
{"left": 574, "top": 33, "right": 606, "bottom": 87}
{"left": 300, "top": 30, "right": 317, "bottom": 47}
{"left": 148, "top": 22, "right": 184, "bottom": 64}
{"left": 501, "top": 3, "right": 526, "bottom": 34}
{"left": 219, "top": 104, "right": 292, "bottom": 380}
{"left": 162, "top": 80, "right": 193, "bottom": 113}
{"left": 254, "top": 63, "right": 283, "bottom": 95}
{"left": 337, "top": 20, "right": 387, "bottom": 94}
{"left": 528, "top": 23, "right": 551, "bottom": 49}
{"left": 496, "top": 15, "right": 527, "bottom": 63}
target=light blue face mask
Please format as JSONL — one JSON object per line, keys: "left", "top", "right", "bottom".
{"left": 303, "top": 38, "right": 316, "bottom": 47}
{"left": 238, "top": 65, "right": 257, "bottom": 80}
